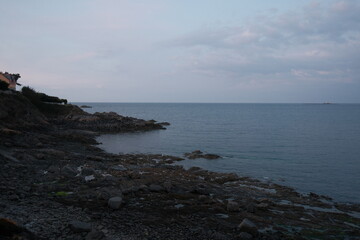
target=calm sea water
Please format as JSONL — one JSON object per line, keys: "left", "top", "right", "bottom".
{"left": 77, "top": 103, "right": 360, "bottom": 203}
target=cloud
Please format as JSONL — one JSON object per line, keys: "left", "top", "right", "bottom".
{"left": 168, "top": 0, "right": 360, "bottom": 85}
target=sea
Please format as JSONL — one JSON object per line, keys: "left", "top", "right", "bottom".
{"left": 76, "top": 103, "right": 360, "bottom": 203}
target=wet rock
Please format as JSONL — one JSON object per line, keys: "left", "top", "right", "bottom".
{"left": 108, "top": 196, "right": 122, "bottom": 209}
{"left": 184, "top": 150, "right": 221, "bottom": 160}
{"left": 227, "top": 201, "right": 239, "bottom": 212}
{"left": 69, "top": 220, "right": 92, "bottom": 233}
{"left": 238, "top": 219, "right": 257, "bottom": 235}
{"left": 203, "top": 154, "right": 221, "bottom": 159}
{"left": 81, "top": 105, "right": 92, "bottom": 108}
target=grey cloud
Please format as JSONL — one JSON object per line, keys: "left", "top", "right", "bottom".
{"left": 169, "top": 0, "right": 360, "bottom": 83}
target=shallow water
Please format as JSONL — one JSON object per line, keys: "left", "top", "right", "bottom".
{"left": 76, "top": 103, "right": 360, "bottom": 203}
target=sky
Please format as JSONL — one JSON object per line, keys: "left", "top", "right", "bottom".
{"left": 1, "top": 0, "right": 360, "bottom": 103}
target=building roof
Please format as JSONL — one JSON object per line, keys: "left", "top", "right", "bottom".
{"left": 0, "top": 72, "right": 21, "bottom": 83}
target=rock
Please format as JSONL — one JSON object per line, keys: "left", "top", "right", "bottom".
{"left": 0, "top": 218, "right": 36, "bottom": 239}
{"left": 163, "top": 181, "right": 172, "bottom": 192}
{"left": 199, "top": 195, "right": 208, "bottom": 201}
{"left": 227, "top": 201, "right": 239, "bottom": 212}
{"left": 86, "top": 229, "right": 106, "bottom": 240}
{"left": 36, "top": 142, "right": 43, "bottom": 147}
{"left": 40, "top": 149, "right": 66, "bottom": 157}
{"left": 108, "top": 196, "right": 122, "bottom": 209}
{"left": 47, "top": 165, "right": 59, "bottom": 173}
{"left": 82, "top": 167, "right": 96, "bottom": 176}
{"left": 149, "top": 184, "right": 164, "bottom": 192}
{"left": 9, "top": 194, "right": 19, "bottom": 201}
{"left": 238, "top": 219, "right": 257, "bottom": 235}
{"left": 210, "top": 231, "right": 228, "bottom": 240}
{"left": 203, "top": 154, "right": 221, "bottom": 159}
{"left": 61, "top": 165, "right": 77, "bottom": 177}
{"left": 256, "top": 203, "right": 269, "bottom": 210}
{"left": 85, "top": 175, "right": 95, "bottom": 182}
{"left": 69, "top": 220, "right": 92, "bottom": 233}
{"left": 184, "top": 150, "right": 221, "bottom": 160}
{"left": 245, "top": 203, "right": 256, "bottom": 213}
{"left": 35, "top": 153, "right": 45, "bottom": 160}
{"left": 239, "top": 232, "right": 253, "bottom": 239}
{"left": 96, "top": 187, "right": 123, "bottom": 200}
{"left": 81, "top": 105, "right": 92, "bottom": 108}
{"left": 111, "top": 165, "right": 127, "bottom": 171}
{"left": 0, "top": 128, "right": 21, "bottom": 135}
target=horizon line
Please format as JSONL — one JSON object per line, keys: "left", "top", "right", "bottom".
{"left": 70, "top": 101, "right": 360, "bottom": 104}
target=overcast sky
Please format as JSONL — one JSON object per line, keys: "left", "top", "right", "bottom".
{"left": 1, "top": 0, "right": 359, "bottom": 103}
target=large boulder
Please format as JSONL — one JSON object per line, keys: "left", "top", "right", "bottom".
{"left": 108, "top": 196, "right": 123, "bottom": 209}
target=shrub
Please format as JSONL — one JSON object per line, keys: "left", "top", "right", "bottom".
{"left": 21, "top": 86, "right": 69, "bottom": 116}
{"left": 0, "top": 81, "right": 9, "bottom": 90}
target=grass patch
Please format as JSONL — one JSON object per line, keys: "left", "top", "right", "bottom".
{"left": 55, "top": 191, "right": 69, "bottom": 196}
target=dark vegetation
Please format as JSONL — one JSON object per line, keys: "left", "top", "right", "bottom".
{"left": 21, "top": 86, "right": 71, "bottom": 116}
{"left": 0, "top": 81, "right": 9, "bottom": 90}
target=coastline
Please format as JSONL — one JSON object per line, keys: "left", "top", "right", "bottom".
{"left": 1, "top": 91, "right": 360, "bottom": 239}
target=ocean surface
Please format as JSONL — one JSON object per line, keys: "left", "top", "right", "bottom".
{"left": 77, "top": 103, "right": 360, "bottom": 203}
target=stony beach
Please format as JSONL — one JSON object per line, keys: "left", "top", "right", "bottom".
{"left": 1, "top": 90, "right": 360, "bottom": 240}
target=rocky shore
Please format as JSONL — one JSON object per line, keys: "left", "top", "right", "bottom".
{"left": 1, "top": 90, "right": 360, "bottom": 239}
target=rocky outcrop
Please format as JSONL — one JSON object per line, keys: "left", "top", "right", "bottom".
{"left": 184, "top": 150, "right": 221, "bottom": 159}
{"left": 0, "top": 91, "right": 48, "bottom": 130}
{"left": 52, "top": 109, "right": 166, "bottom": 133}
{"left": 0, "top": 90, "right": 166, "bottom": 133}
